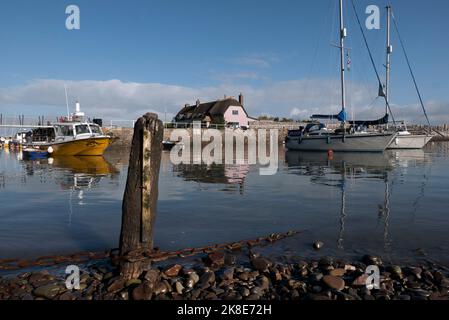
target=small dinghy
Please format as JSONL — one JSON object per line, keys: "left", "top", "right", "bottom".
{"left": 22, "top": 148, "right": 50, "bottom": 160}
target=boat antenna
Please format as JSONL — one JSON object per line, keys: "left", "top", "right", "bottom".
{"left": 64, "top": 84, "right": 70, "bottom": 119}
{"left": 350, "top": 0, "right": 396, "bottom": 125}
{"left": 391, "top": 9, "right": 432, "bottom": 127}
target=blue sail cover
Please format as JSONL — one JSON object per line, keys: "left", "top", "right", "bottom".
{"left": 312, "top": 110, "right": 389, "bottom": 126}
{"left": 348, "top": 113, "right": 389, "bottom": 126}
{"left": 312, "top": 110, "right": 347, "bottom": 122}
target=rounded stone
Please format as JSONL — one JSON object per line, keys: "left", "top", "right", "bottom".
{"left": 163, "top": 264, "right": 183, "bottom": 277}
{"left": 388, "top": 265, "right": 403, "bottom": 278}
{"left": 362, "top": 255, "right": 383, "bottom": 266}
{"left": 238, "top": 272, "right": 249, "bottom": 281}
{"left": 189, "top": 272, "right": 200, "bottom": 284}
{"left": 329, "top": 268, "right": 346, "bottom": 277}
{"left": 125, "top": 279, "right": 142, "bottom": 287}
{"left": 251, "top": 257, "right": 271, "bottom": 272}
{"left": 175, "top": 281, "right": 184, "bottom": 295}
{"left": 33, "top": 284, "right": 61, "bottom": 300}
{"left": 323, "top": 275, "right": 345, "bottom": 291}
{"left": 154, "top": 282, "right": 169, "bottom": 295}
{"left": 240, "top": 287, "right": 250, "bottom": 297}
{"left": 313, "top": 241, "right": 324, "bottom": 250}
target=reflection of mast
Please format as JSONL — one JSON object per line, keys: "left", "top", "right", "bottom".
{"left": 380, "top": 172, "right": 392, "bottom": 252}
{"left": 337, "top": 161, "right": 347, "bottom": 250}
{"left": 68, "top": 187, "right": 74, "bottom": 227}
{"left": 411, "top": 173, "right": 430, "bottom": 223}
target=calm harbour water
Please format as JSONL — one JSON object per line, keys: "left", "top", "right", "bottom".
{"left": 1, "top": 142, "right": 449, "bottom": 266}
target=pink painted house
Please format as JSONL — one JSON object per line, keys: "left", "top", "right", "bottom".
{"left": 175, "top": 93, "right": 251, "bottom": 128}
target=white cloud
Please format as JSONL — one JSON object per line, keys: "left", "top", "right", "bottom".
{"left": 0, "top": 78, "right": 446, "bottom": 125}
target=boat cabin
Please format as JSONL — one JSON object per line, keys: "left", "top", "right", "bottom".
{"left": 28, "top": 123, "right": 104, "bottom": 144}
{"left": 53, "top": 123, "right": 104, "bottom": 142}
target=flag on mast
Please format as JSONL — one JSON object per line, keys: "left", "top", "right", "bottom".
{"left": 347, "top": 52, "right": 351, "bottom": 71}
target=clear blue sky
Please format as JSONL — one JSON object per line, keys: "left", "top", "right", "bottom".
{"left": 0, "top": 0, "right": 448, "bottom": 121}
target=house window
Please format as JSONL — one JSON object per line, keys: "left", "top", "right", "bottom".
{"left": 232, "top": 110, "right": 239, "bottom": 115}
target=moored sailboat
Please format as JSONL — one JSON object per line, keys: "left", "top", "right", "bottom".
{"left": 285, "top": 0, "right": 396, "bottom": 152}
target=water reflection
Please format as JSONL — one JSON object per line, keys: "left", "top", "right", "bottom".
{"left": 2, "top": 143, "right": 448, "bottom": 264}
{"left": 285, "top": 150, "right": 429, "bottom": 253}
{"left": 21, "top": 156, "right": 119, "bottom": 189}
{"left": 167, "top": 149, "right": 250, "bottom": 194}
{"left": 20, "top": 155, "right": 120, "bottom": 225}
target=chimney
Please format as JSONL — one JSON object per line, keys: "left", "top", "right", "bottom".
{"left": 239, "top": 93, "right": 244, "bottom": 106}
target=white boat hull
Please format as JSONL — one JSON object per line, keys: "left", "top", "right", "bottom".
{"left": 387, "top": 134, "right": 432, "bottom": 150}
{"left": 285, "top": 133, "right": 396, "bottom": 152}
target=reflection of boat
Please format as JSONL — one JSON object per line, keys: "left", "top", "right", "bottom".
{"left": 20, "top": 156, "right": 119, "bottom": 218}
{"left": 21, "top": 155, "right": 119, "bottom": 187}
{"left": 389, "top": 149, "right": 426, "bottom": 162}
{"left": 23, "top": 102, "right": 112, "bottom": 156}
{"left": 285, "top": 150, "right": 394, "bottom": 174}
{"left": 50, "top": 156, "right": 119, "bottom": 176}
{"left": 286, "top": 150, "right": 394, "bottom": 249}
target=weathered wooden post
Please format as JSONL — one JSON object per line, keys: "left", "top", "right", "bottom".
{"left": 119, "top": 113, "right": 163, "bottom": 280}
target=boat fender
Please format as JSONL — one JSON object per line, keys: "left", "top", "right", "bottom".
{"left": 342, "top": 135, "right": 346, "bottom": 143}
{"left": 326, "top": 136, "right": 331, "bottom": 144}
{"left": 47, "top": 146, "right": 54, "bottom": 154}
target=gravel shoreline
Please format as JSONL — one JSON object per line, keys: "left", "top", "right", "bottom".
{"left": 1, "top": 251, "right": 449, "bottom": 301}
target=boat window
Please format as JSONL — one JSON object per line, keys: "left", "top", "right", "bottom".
{"left": 55, "top": 125, "right": 74, "bottom": 137}
{"left": 75, "top": 125, "right": 90, "bottom": 135}
{"left": 89, "top": 125, "right": 102, "bottom": 134}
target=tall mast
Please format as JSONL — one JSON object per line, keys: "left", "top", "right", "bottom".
{"left": 339, "top": 0, "right": 347, "bottom": 123}
{"left": 385, "top": 5, "right": 392, "bottom": 115}
{"left": 64, "top": 84, "right": 70, "bottom": 119}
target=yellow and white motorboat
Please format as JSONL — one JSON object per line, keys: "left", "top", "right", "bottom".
{"left": 24, "top": 102, "right": 112, "bottom": 156}
{"left": 25, "top": 122, "right": 112, "bottom": 156}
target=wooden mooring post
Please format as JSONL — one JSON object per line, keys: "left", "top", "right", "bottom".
{"left": 119, "top": 113, "right": 163, "bottom": 280}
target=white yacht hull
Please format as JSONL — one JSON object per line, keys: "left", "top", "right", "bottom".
{"left": 285, "top": 133, "right": 396, "bottom": 152}
{"left": 387, "top": 134, "right": 432, "bottom": 150}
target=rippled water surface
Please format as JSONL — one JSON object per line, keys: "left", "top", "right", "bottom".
{"left": 1, "top": 142, "right": 449, "bottom": 265}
